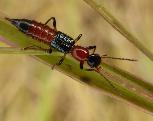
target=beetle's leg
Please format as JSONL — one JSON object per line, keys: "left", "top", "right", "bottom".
{"left": 52, "top": 53, "right": 66, "bottom": 69}
{"left": 86, "top": 45, "right": 96, "bottom": 54}
{"left": 45, "top": 17, "right": 57, "bottom": 30}
{"left": 84, "top": 66, "right": 101, "bottom": 71}
{"left": 80, "top": 61, "right": 84, "bottom": 69}
{"left": 57, "top": 53, "right": 66, "bottom": 65}
{"left": 74, "top": 34, "right": 82, "bottom": 43}
{"left": 85, "top": 68, "right": 95, "bottom": 71}
{"left": 23, "top": 45, "right": 52, "bottom": 53}
{"left": 102, "top": 54, "right": 107, "bottom": 56}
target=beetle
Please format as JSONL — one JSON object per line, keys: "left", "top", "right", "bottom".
{"left": 6, "top": 17, "right": 136, "bottom": 69}
{"left": 6, "top": 17, "right": 137, "bottom": 92}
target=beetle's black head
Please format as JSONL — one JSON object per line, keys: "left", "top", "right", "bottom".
{"left": 87, "top": 54, "right": 101, "bottom": 68}
{"left": 5, "top": 17, "right": 30, "bottom": 33}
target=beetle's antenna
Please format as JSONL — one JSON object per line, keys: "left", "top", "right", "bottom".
{"left": 95, "top": 67, "right": 121, "bottom": 95}
{"left": 101, "top": 55, "right": 137, "bottom": 61}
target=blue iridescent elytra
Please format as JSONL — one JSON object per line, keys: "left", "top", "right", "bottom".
{"left": 51, "top": 31, "right": 75, "bottom": 53}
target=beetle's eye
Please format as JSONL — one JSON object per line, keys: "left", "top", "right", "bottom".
{"left": 87, "top": 54, "right": 101, "bottom": 68}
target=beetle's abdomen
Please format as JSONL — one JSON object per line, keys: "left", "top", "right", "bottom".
{"left": 28, "top": 21, "right": 57, "bottom": 44}
{"left": 51, "top": 31, "right": 75, "bottom": 53}
{"left": 6, "top": 18, "right": 57, "bottom": 45}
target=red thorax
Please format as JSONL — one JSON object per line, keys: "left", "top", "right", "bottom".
{"left": 71, "top": 45, "right": 89, "bottom": 61}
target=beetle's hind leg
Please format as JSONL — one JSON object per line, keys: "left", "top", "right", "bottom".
{"left": 45, "top": 17, "right": 57, "bottom": 30}
{"left": 23, "top": 45, "right": 52, "bottom": 53}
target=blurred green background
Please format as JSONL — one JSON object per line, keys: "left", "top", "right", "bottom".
{"left": 0, "top": 0, "right": 153, "bottom": 121}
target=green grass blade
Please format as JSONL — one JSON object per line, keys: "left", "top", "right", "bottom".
{"left": 0, "top": 19, "right": 153, "bottom": 114}
{"left": 83, "top": 0, "right": 153, "bottom": 62}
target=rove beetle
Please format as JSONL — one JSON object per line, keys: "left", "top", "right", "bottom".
{"left": 5, "top": 17, "right": 136, "bottom": 70}
{"left": 6, "top": 17, "right": 137, "bottom": 92}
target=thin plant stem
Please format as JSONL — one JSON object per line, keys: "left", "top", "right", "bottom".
{"left": 83, "top": 0, "right": 153, "bottom": 62}
{"left": 0, "top": 47, "right": 50, "bottom": 55}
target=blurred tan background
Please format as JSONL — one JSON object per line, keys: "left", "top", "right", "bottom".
{"left": 0, "top": 0, "right": 153, "bottom": 121}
